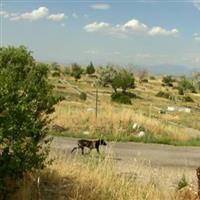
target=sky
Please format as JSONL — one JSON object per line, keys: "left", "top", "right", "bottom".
{"left": 1, "top": 0, "right": 200, "bottom": 71}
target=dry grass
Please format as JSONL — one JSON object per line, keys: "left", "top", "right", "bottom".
{"left": 12, "top": 151, "right": 198, "bottom": 200}
{"left": 51, "top": 101, "right": 191, "bottom": 142}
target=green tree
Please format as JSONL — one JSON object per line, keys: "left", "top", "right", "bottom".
{"left": 71, "top": 63, "right": 83, "bottom": 81}
{"left": 86, "top": 62, "right": 95, "bottom": 75}
{"left": 193, "top": 72, "right": 200, "bottom": 91}
{"left": 98, "top": 66, "right": 117, "bottom": 87}
{"left": 0, "top": 46, "right": 58, "bottom": 197}
{"left": 111, "top": 69, "right": 135, "bottom": 93}
{"left": 178, "top": 77, "right": 196, "bottom": 94}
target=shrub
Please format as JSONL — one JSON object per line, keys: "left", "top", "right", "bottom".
{"left": 162, "top": 75, "right": 175, "bottom": 87}
{"left": 149, "top": 76, "right": 156, "bottom": 80}
{"left": 156, "top": 91, "right": 171, "bottom": 99}
{"left": 0, "top": 46, "right": 57, "bottom": 197}
{"left": 178, "top": 78, "right": 196, "bottom": 94}
{"left": 182, "top": 96, "right": 194, "bottom": 102}
{"left": 52, "top": 71, "right": 60, "bottom": 77}
{"left": 178, "top": 87, "right": 184, "bottom": 95}
{"left": 111, "top": 92, "right": 132, "bottom": 104}
{"left": 141, "top": 79, "right": 148, "bottom": 83}
{"left": 71, "top": 63, "right": 83, "bottom": 81}
{"left": 79, "top": 92, "right": 87, "bottom": 101}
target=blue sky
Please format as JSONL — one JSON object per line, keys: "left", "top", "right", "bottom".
{"left": 1, "top": 0, "right": 200, "bottom": 69}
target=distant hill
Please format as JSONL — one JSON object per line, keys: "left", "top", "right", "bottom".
{"left": 142, "top": 64, "right": 198, "bottom": 76}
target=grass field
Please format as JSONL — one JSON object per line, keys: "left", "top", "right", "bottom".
{"left": 12, "top": 151, "right": 198, "bottom": 200}
{"left": 50, "top": 73, "right": 200, "bottom": 146}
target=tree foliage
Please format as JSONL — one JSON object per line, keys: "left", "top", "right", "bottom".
{"left": 111, "top": 69, "right": 135, "bottom": 93}
{"left": 178, "top": 77, "right": 196, "bottom": 94}
{"left": 71, "top": 63, "right": 83, "bottom": 81}
{"left": 98, "top": 66, "right": 135, "bottom": 93}
{"left": 86, "top": 62, "right": 95, "bottom": 75}
{"left": 0, "top": 46, "right": 58, "bottom": 195}
{"left": 98, "top": 66, "right": 117, "bottom": 87}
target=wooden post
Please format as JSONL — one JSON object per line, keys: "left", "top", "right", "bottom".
{"left": 196, "top": 167, "right": 200, "bottom": 197}
{"left": 95, "top": 86, "right": 98, "bottom": 119}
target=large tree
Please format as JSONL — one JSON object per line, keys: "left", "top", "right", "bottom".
{"left": 0, "top": 46, "right": 57, "bottom": 197}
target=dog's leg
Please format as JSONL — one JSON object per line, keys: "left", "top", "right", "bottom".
{"left": 96, "top": 146, "right": 100, "bottom": 154}
{"left": 71, "top": 147, "right": 78, "bottom": 153}
{"left": 81, "top": 147, "right": 84, "bottom": 155}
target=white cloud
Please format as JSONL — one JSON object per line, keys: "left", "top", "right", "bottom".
{"left": 3, "top": 7, "right": 67, "bottom": 23}
{"left": 91, "top": 3, "right": 111, "bottom": 10}
{"left": 14, "top": 7, "right": 49, "bottom": 21}
{"left": 121, "top": 19, "right": 148, "bottom": 33}
{"left": 48, "top": 13, "right": 65, "bottom": 21}
{"left": 84, "top": 19, "right": 179, "bottom": 37}
{"left": 193, "top": 33, "right": 200, "bottom": 41}
{"left": 194, "top": 0, "right": 200, "bottom": 10}
{"left": 0, "top": 11, "right": 18, "bottom": 19}
{"left": 72, "top": 12, "right": 78, "bottom": 19}
{"left": 84, "top": 22, "right": 112, "bottom": 32}
{"left": 148, "top": 27, "right": 178, "bottom": 36}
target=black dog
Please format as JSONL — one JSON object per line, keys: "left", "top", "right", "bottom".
{"left": 71, "top": 139, "right": 107, "bottom": 155}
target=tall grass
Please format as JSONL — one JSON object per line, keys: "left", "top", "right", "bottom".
{"left": 51, "top": 101, "right": 191, "bottom": 142}
{"left": 12, "top": 151, "right": 198, "bottom": 200}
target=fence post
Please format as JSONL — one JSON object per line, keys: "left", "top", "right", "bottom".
{"left": 95, "top": 86, "right": 98, "bottom": 119}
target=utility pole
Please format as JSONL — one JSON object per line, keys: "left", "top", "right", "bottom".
{"left": 95, "top": 85, "right": 98, "bottom": 119}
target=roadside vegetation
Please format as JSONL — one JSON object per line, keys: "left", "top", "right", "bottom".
{"left": 11, "top": 151, "right": 198, "bottom": 200}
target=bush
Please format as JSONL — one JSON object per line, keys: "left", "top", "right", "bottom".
{"left": 71, "top": 63, "right": 83, "bottom": 81}
{"left": 156, "top": 91, "right": 171, "bottom": 99}
{"left": 79, "top": 92, "right": 87, "bottom": 101}
{"left": 52, "top": 71, "right": 60, "bottom": 77}
{"left": 141, "top": 79, "right": 148, "bottom": 83}
{"left": 162, "top": 75, "right": 175, "bottom": 87}
{"left": 178, "top": 78, "right": 196, "bottom": 93}
{"left": 149, "top": 76, "right": 156, "bottom": 80}
{"left": 178, "top": 87, "right": 184, "bottom": 95}
{"left": 111, "top": 92, "right": 132, "bottom": 104}
{"left": 182, "top": 96, "right": 194, "bottom": 102}
{"left": 0, "top": 46, "right": 57, "bottom": 197}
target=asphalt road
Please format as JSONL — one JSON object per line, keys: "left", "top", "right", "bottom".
{"left": 52, "top": 137, "right": 200, "bottom": 172}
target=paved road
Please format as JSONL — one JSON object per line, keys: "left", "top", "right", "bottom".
{"left": 52, "top": 137, "right": 200, "bottom": 172}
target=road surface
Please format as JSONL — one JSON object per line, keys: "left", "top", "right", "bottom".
{"left": 52, "top": 137, "right": 200, "bottom": 172}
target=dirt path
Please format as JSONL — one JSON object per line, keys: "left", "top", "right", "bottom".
{"left": 52, "top": 137, "right": 200, "bottom": 173}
